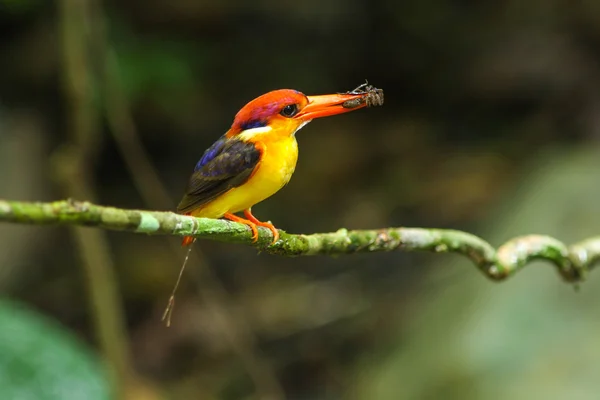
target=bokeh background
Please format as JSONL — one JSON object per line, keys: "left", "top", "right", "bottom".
{"left": 1, "top": 0, "right": 600, "bottom": 399}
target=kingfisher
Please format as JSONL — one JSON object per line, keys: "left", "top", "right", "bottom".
{"left": 177, "top": 85, "right": 383, "bottom": 246}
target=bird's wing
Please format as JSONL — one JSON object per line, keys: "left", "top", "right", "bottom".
{"left": 176, "top": 137, "right": 261, "bottom": 214}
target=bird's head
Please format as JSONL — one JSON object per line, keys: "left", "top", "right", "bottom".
{"left": 227, "top": 89, "right": 371, "bottom": 141}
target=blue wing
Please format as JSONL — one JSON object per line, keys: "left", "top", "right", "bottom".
{"left": 177, "top": 136, "right": 261, "bottom": 214}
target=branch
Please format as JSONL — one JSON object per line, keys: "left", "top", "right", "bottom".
{"left": 1, "top": 199, "right": 599, "bottom": 282}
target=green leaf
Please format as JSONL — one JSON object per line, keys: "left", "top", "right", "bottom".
{"left": 0, "top": 299, "right": 112, "bottom": 400}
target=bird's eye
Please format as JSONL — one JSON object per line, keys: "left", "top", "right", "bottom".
{"left": 280, "top": 104, "right": 299, "bottom": 118}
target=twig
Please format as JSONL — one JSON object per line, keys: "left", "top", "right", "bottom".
{"left": 57, "top": 1, "right": 133, "bottom": 398}
{"left": 1, "top": 199, "right": 598, "bottom": 282}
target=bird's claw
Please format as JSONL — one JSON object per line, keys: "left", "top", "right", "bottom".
{"left": 226, "top": 211, "right": 279, "bottom": 245}
{"left": 252, "top": 223, "right": 279, "bottom": 245}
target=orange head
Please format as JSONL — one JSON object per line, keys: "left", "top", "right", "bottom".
{"left": 226, "top": 89, "right": 371, "bottom": 140}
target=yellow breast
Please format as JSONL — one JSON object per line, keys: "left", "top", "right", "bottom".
{"left": 191, "top": 135, "right": 299, "bottom": 218}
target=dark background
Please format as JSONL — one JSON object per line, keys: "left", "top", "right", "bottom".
{"left": 1, "top": 1, "right": 600, "bottom": 399}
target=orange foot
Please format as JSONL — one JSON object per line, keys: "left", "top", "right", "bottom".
{"left": 224, "top": 209, "right": 279, "bottom": 245}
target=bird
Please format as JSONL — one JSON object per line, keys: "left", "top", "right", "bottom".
{"left": 177, "top": 86, "right": 382, "bottom": 246}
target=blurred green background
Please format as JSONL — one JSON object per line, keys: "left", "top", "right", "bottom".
{"left": 1, "top": 0, "right": 600, "bottom": 399}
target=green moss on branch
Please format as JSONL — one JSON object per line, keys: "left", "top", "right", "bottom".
{"left": 1, "top": 199, "right": 598, "bottom": 282}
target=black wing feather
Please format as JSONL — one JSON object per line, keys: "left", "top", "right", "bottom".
{"left": 177, "top": 137, "right": 261, "bottom": 214}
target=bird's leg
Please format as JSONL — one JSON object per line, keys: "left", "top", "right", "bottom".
{"left": 223, "top": 212, "right": 260, "bottom": 242}
{"left": 243, "top": 208, "right": 279, "bottom": 244}
{"left": 223, "top": 210, "right": 279, "bottom": 244}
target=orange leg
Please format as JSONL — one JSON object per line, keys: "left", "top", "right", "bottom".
{"left": 243, "top": 208, "right": 279, "bottom": 244}
{"left": 223, "top": 209, "right": 279, "bottom": 244}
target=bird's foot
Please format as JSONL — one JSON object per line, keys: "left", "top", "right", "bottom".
{"left": 244, "top": 209, "right": 279, "bottom": 244}
{"left": 224, "top": 211, "right": 279, "bottom": 245}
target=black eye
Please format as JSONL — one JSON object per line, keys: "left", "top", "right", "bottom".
{"left": 280, "top": 104, "right": 299, "bottom": 118}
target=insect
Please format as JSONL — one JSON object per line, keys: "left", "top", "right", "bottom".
{"left": 342, "top": 81, "right": 384, "bottom": 109}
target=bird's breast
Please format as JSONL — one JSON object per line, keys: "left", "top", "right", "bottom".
{"left": 250, "top": 136, "right": 299, "bottom": 192}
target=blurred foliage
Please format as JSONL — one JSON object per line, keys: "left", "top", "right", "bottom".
{"left": 110, "top": 18, "right": 201, "bottom": 112}
{"left": 357, "top": 147, "right": 600, "bottom": 400}
{"left": 1, "top": 0, "right": 600, "bottom": 399}
{"left": 0, "top": 0, "right": 42, "bottom": 15}
{"left": 0, "top": 299, "right": 111, "bottom": 400}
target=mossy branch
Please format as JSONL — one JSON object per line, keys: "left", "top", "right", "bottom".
{"left": 1, "top": 198, "right": 599, "bottom": 282}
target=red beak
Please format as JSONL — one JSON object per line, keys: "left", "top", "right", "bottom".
{"left": 295, "top": 93, "right": 369, "bottom": 121}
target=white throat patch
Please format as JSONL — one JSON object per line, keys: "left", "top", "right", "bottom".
{"left": 237, "top": 126, "right": 273, "bottom": 141}
{"left": 237, "top": 120, "right": 312, "bottom": 140}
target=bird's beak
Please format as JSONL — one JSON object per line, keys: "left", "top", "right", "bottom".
{"left": 296, "top": 93, "right": 369, "bottom": 121}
